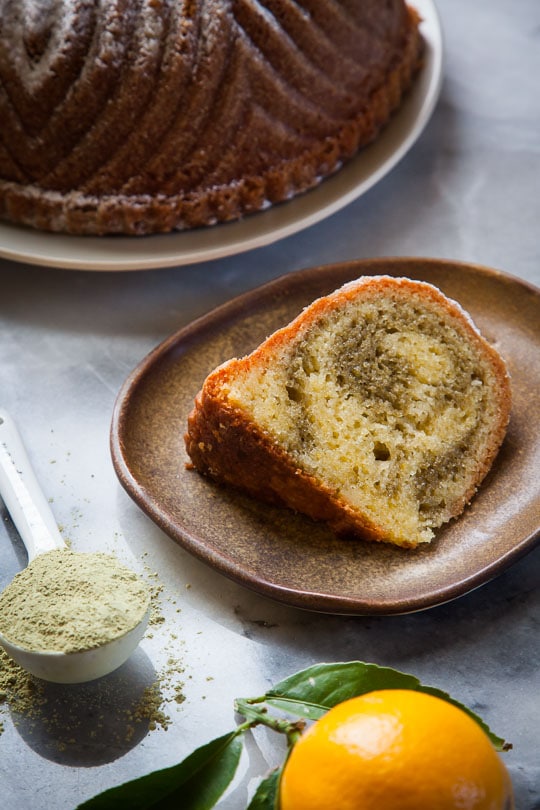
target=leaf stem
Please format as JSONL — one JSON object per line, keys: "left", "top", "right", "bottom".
{"left": 234, "top": 698, "right": 305, "bottom": 748}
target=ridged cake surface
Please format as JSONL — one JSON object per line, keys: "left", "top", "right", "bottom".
{"left": 0, "top": 0, "right": 422, "bottom": 235}
{"left": 185, "top": 276, "right": 512, "bottom": 549}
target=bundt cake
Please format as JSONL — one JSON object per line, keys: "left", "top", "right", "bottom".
{"left": 185, "top": 276, "right": 512, "bottom": 549}
{"left": 0, "top": 0, "right": 423, "bottom": 235}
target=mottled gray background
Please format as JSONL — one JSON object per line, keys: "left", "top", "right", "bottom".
{"left": 1, "top": 0, "right": 538, "bottom": 807}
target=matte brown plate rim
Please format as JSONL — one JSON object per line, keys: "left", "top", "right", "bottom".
{"left": 110, "top": 257, "right": 540, "bottom": 615}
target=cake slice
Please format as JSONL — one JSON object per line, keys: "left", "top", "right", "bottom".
{"left": 185, "top": 276, "right": 511, "bottom": 548}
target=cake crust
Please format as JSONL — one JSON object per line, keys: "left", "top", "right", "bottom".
{"left": 185, "top": 276, "right": 512, "bottom": 548}
{"left": 0, "top": 1, "right": 423, "bottom": 235}
{"left": 187, "top": 374, "right": 399, "bottom": 545}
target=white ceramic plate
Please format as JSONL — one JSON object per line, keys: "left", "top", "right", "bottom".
{"left": 0, "top": 1, "right": 443, "bottom": 271}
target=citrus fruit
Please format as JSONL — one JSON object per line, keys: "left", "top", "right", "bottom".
{"left": 279, "top": 689, "right": 513, "bottom": 810}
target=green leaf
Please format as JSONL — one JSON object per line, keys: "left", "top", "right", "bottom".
{"left": 76, "top": 730, "right": 244, "bottom": 809}
{"left": 263, "top": 661, "right": 509, "bottom": 751}
{"left": 247, "top": 768, "right": 281, "bottom": 810}
{"left": 264, "top": 661, "right": 420, "bottom": 719}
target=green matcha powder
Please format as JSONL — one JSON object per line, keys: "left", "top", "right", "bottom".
{"left": 0, "top": 550, "right": 150, "bottom": 654}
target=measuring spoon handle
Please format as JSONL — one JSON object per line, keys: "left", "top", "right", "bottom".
{"left": 0, "top": 410, "right": 65, "bottom": 562}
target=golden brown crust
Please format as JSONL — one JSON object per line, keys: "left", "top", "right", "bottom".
{"left": 185, "top": 276, "right": 512, "bottom": 548}
{"left": 0, "top": 2, "right": 423, "bottom": 235}
{"left": 186, "top": 377, "right": 400, "bottom": 546}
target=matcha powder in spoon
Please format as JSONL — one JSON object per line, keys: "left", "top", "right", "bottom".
{"left": 0, "top": 550, "right": 150, "bottom": 654}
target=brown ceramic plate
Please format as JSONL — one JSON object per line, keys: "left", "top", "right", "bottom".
{"left": 110, "top": 258, "right": 540, "bottom": 615}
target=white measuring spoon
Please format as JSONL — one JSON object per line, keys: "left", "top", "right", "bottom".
{"left": 0, "top": 409, "right": 150, "bottom": 683}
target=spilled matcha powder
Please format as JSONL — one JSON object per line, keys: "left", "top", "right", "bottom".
{"left": 0, "top": 549, "right": 150, "bottom": 653}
